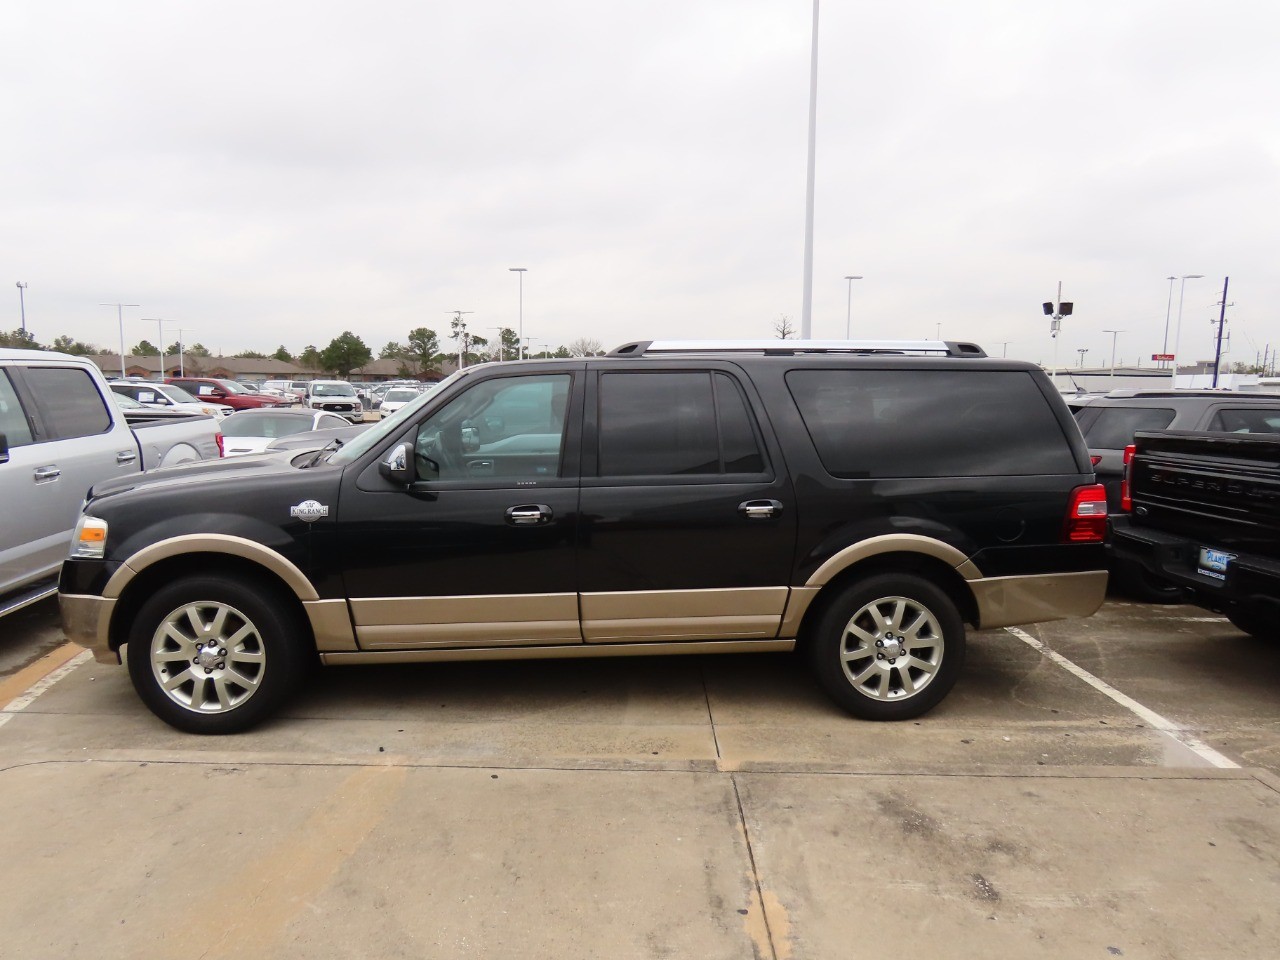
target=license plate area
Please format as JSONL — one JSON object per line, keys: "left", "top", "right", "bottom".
{"left": 1197, "top": 546, "right": 1236, "bottom": 581}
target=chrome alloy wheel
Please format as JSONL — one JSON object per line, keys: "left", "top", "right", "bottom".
{"left": 839, "top": 595, "right": 944, "bottom": 701}
{"left": 149, "top": 601, "right": 267, "bottom": 713}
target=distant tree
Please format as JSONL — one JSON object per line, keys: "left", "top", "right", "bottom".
{"left": 0, "top": 328, "right": 42, "bottom": 349}
{"left": 188, "top": 343, "right": 212, "bottom": 358}
{"left": 164, "top": 341, "right": 182, "bottom": 355}
{"left": 494, "top": 327, "right": 521, "bottom": 360}
{"left": 402, "top": 327, "right": 442, "bottom": 378}
{"left": 379, "top": 341, "right": 405, "bottom": 360}
{"left": 51, "top": 335, "right": 98, "bottom": 355}
{"left": 568, "top": 337, "right": 604, "bottom": 357}
{"left": 131, "top": 340, "right": 160, "bottom": 356}
{"left": 234, "top": 350, "right": 269, "bottom": 359}
{"left": 319, "top": 331, "right": 372, "bottom": 378}
{"left": 272, "top": 345, "right": 293, "bottom": 362}
{"left": 773, "top": 315, "right": 796, "bottom": 339}
{"left": 298, "top": 344, "right": 322, "bottom": 370}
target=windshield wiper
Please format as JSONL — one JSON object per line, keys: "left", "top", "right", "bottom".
{"left": 304, "top": 438, "right": 344, "bottom": 468}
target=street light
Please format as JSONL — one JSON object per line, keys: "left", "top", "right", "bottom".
{"left": 101, "top": 302, "right": 140, "bottom": 378}
{"left": 843, "top": 275, "right": 862, "bottom": 338}
{"left": 509, "top": 268, "right": 527, "bottom": 359}
{"left": 800, "top": 0, "right": 820, "bottom": 338}
{"left": 1077, "top": 348, "right": 1088, "bottom": 368}
{"left": 175, "top": 328, "right": 193, "bottom": 376}
{"left": 1102, "top": 329, "right": 1125, "bottom": 377}
{"left": 16, "top": 282, "right": 27, "bottom": 335}
{"left": 142, "top": 318, "right": 168, "bottom": 378}
{"left": 1170, "top": 274, "right": 1204, "bottom": 388}
{"left": 1160, "top": 275, "right": 1177, "bottom": 367}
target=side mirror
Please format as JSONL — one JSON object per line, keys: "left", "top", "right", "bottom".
{"left": 0, "top": 432, "right": 9, "bottom": 465}
{"left": 379, "top": 442, "right": 415, "bottom": 486}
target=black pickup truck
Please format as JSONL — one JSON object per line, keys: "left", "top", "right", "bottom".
{"left": 1109, "top": 430, "right": 1280, "bottom": 639}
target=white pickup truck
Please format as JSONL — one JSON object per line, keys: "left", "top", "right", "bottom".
{"left": 0, "top": 349, "right": 224, "bottom": 616}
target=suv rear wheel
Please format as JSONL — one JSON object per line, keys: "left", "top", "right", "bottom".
{"left": 809, "top": 573, "right": 965, "bottom": 721}
{"left": 126, "top": 575, "right": 308, "bottom": 734}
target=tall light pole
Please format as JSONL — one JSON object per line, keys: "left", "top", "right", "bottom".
{"left": 1211, "top": 277, "right": 1231, "bottom": 389}
{"left": 1170, "top": 274, "right": 1204, "bottom": 388}
{"left": 16, "top": 282, "right": 27, "bottom": 335}
{"left": 101, "top": 302, "right": 140, "bottom": 378}
{"left": 176, "top": 328, "right": 192, "bottom": 376}
{"left": 800, "top": 0, "right": 819, "bottom": 338}
{"left": 1160, "top": 275, "right": 1177, "bottom": 367}
{"left": 509, "top": 267, "right": 527, "bottom": 359}
{"left": 1077, "top": 348, "right": 1088, "bottom": 368}
{"left": 142, "top": 318, "right": 168, "bottom": 378}
{"left": 843, "top": 275, "right": 862, "bottom": 338}
{"left": 1103, "top": 329, "right": 1125, "bottom": 377}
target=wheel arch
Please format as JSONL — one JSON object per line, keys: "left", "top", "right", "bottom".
{"left": 105, "top": 545, "right": 318, "bottom": 657}
{"left": 791, "top": 549, "right": 979, "bottom": 655}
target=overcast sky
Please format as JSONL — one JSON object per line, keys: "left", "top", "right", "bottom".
{"left": 4, "top": 1, "right": 1278, "bottom": 370}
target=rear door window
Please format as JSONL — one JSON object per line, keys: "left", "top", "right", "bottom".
{"left": 1082, "top": 407, "right": 1176, "bottom": 449}
{"left": 787, "top": 369, "right": 1077, "bottom": 478}
{"left": 22, "top": 367, "right": 112, "bottom": 440}
{"left": 596, "top": 371, "right": 767, "bottom": 477}
{"left": 0, "top": 370, "right": 35, "bottom": 447}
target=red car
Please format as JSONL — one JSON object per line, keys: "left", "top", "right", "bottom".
{"left": 166, "top": 377, "right": 291, "bottom": 411}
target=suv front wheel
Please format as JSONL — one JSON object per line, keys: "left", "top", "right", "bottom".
{"left": 809, "top": 573, "right": 965, "bottom": 721}
{"left": 126, "top": 575, "right": 309, "bottom": 734}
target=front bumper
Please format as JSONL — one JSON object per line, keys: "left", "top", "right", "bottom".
{"left": 59, "top": 594, "right": 119, "bottom": 665}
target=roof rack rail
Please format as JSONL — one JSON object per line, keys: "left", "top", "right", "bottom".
{"left": 607, "top": 339, "right": 987, "bottom": 359}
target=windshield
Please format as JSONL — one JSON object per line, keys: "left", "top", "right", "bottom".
{"left": 328, "top": 374, "right": 457, "bottom": 466}
{"left": 313, "top": 382, "right": 356, "bottom": 397}
{"left": 215, "top": 379, "right": 251, "bottom": 395}
{"left": 221, "top": 413, "right": 314, "bottom": 438}
{"left": 161, "top": 384, "right": 201, "bottom": 404}
{"left": 113, "top": 393, "right": 144, "bottom": 409}
{"left": 384, "top": 388, "right": 418, "bottom": 402}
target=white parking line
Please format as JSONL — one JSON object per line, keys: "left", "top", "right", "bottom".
{"left": 1004, "top": 626, "right": 1239, "bottom": 769}
{"left": 0, "top": 649, "right": 92, "bottom": 730}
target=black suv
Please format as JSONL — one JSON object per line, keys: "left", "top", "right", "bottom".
{"left": 60, "top": 339, "right": 1108, "bottom": 733}
{"left": 1072, "top": 389, "right": 1280, "bottom": 600}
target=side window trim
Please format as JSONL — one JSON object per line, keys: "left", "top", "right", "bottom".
{"left": 0, "top": 368, "right": 40, "bottom": 447}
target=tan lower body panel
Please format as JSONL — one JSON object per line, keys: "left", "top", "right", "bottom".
{"left": 580, "top": 587, "right": 789, "bottom": 643}
{"left": 349, "top": 593, "right": 582, "bottom": 649}
{"left": 320, "top": 638, "right": 795, "bottom": 665}
{"left": 970, "top": 569, "right": 1108, "bottom": 629}
{"left": 58, "top": 593, "right": 118, "bottom": 664}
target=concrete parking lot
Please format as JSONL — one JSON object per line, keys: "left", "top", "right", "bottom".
{"left": 2, "top": 597, "right": 1279, "bottom": 959}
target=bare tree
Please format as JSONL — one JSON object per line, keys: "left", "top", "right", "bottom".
{"left": 773, "top": 315, "right": 797, "bottom": 339}
{"left": 567, "top": 337, "right": 605, "bottom": 357}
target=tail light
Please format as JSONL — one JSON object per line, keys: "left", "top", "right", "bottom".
{"left": 1120, "top": 443, "right": 1136, "bottom": 512}
{"left": 215, "top": 432, "right": 225, "bottom": 458}
{"left": 1063, "top": 483, "right": 1107, "bottom": 543}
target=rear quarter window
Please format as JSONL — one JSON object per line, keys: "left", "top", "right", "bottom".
{"left": 786, "top": 369, "right": 1077, "bottom": 479}
{"left": 1082, "top": 407, "right": 1176, "bottom": 449}
{"left": 1207, "top": 408, "right": 1280, "bottom": 434}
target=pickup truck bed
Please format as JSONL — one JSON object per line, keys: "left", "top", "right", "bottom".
{"left": 1110, "top": 430, "right": 1280, "bottom": 638}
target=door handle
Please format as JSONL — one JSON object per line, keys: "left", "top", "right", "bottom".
{"left": 116, "top": 450, "right": 137, "bottom": 465}
{"left": 739, "top": 499, "right": 783, "bottom": 520}
{"left": 506, "top": 504, "right": 552, "bottom": 526}
{"left": 34, "top": 466, "right": 61, "bottom": 484}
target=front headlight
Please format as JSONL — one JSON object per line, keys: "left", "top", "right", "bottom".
{"left": 70, "top": 516, "right": 108, "bottom": 559}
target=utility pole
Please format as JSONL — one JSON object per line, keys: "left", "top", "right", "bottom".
{"left": 447, "top": 310, "right": 474, "bottom": 369}
{"left": 1103, "top": 329, "right": 1125, "bottom": 377}
{"left": 1041, "top": 283, "right": 1074, "bottom": 390}
{"left": 1211, "top": 277, "right": 1230, "bottom": 388}
{"left": 1077, "top": 348, "right": 1088, "bottom": 368}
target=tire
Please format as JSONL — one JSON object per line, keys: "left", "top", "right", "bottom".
{"left": 1225, "top": 603, "right": 1277, "bottom": 641}
{"left": 1111, "top": 559, "right": 1184, "bottom": 605}
{"left": 126, "top": 575, "right": 309, "bottom": 734}
{"left": 808, "top": 573, "right": 965, "bottom": 721}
